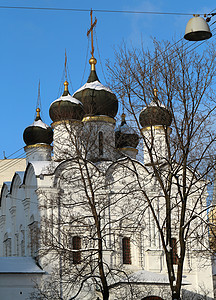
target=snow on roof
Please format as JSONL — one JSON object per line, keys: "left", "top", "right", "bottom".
{"left": 141, "top": 99, "right": 166, "bottom": 112}
{"left": 0, "top": 257, "right": 45, "bottom": 274}
{"left": 29, "top": 119, "right": 49, "bottom": 129}
{"left": 74, "top": 80, "right": 114, "bottom": 94}
{"left": 3, "top": 181, "right": 12, "bottom": 190}
{"left": 50, "top": 94, "right": 83, "bottom": 106}
{"left": 115, "top": 270, "right": 190, "bottom": 286}
{"left": 29, "top": 161, "right": 59, "bottom": 176}
{"left": 14, "top": 171, "right": 25, "bottom": 182}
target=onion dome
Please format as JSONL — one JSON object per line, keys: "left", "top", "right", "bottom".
{"left": 115, "top": 113, "right": 139, "bottom": 148}
{"left": 73, "top": 57, "right": 118, "bottom": 118}
{"left": 49, "top": 81, "right": 84, "bottom": 122}
{"left": 139, "top": 89, "right": 172, "bottom": 128}
{"left": 23, "top": 108, "right": 53, "bottom": 146}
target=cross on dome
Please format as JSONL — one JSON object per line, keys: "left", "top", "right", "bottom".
{"left": 87, "top": 9, "right": 97, "bottom": 71}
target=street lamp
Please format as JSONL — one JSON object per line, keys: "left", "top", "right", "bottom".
{"left": 184, "top": 14, "right": 212, "bottom": 41}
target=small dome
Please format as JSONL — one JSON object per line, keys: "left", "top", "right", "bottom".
{"left": 115, "top": 113, "right": 139, "bottom": 148}
{"left": 139, "top": 89, "right": 172, "bottom": 128}
{"left": 23, "top": 108, "right": 53, "bottom": 146}
{"left": 49, "top": 81, "right": 84, "bottom": 122}
{"left": 73, "top": 58, "right": 118, "bottom": 118}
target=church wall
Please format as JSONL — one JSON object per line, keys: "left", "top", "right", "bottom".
{"left": 0, "top": 149, "right": 214, "bottom": 298}
{"left": 0, "top": 274, "right": 43, "bottom": 300}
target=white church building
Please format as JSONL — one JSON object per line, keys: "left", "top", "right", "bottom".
{"left": 0, "top": 35, "right": 214, "bottom": 299}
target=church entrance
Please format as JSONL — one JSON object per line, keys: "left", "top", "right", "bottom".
{"left": 142, "top": 297, "right": 164, "bottom": 300}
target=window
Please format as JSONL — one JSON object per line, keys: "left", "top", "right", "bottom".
{"left": 99, "top": 131, "right": 103, "bottom": 156}
{"left": 72, "top": 236, "right": 81, "bottom": 264}
{"left": 3, "top": 233, "right": 11, "bottom": 256}
{"left": 15, "top": 233, "right": 19, "bottom": 256}
{"left": 122, "top": 237, "right": 131, "bottom": 264}
{"left": 20, "top": 229, "right": 25, "bottom": 256}
{"left": 171, "top": 238, "right": 178, "bottom": 264}
{"left": 29, "top": 216, "right": 39, "bottom": 257}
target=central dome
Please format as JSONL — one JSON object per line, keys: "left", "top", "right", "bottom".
{"left": 73, "top": 58, "right": 118, "bottom": 118}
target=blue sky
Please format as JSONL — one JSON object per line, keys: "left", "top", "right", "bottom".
{"left": 0, "top": 0, "right": 215, "bottom": 158}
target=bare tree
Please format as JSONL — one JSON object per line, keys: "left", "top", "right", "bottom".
{"left": 106, "top": 39, "right": 216, "bottom": 300}
{"left": 28, "top": 40, "right": 216, "bottom": 300}
{"left": 30, "top": 118, "right": 149, "bottom": 300}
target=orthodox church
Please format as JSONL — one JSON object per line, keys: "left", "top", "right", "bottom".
{"left": 0, "top": 16, "right": 214, "bottom": 300}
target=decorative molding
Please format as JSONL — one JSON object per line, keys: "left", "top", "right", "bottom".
{"left": 24, "top": 144, "right": 52, "bottom": 150}
{"left": 82, "top": 115, "right": 116, "bottom": 124}
{"left": 22, "top": 198, "right": 30, "bottom": 212}
{"left": 51, "top": 120, "right": 82, "bottom": 128}
{"left": 117, "top": 147, "right": 138, "bottom": 153}
{"left": 141, "top": 125, "right": 172, "bottom": 133}
{"left": 0, "top": 215, "right": 6, "bottom": 228}
{"left": 9, "top": 206, "right": 16, "bottom": 218}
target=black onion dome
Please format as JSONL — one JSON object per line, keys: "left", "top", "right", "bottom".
{"left": 115, "top": 114, "right": 139, "bottom": 148}
{"left": 23, "top": 108, "right": 53, "bottom": 146}
{"left": 73, "top": 63, "right": 118, "bottom": 118}
{"left": 49, "top": 81, "right": 84, "bottom": 122}
{"left": 139, "top": 92, "right": 172, "bottom": 128}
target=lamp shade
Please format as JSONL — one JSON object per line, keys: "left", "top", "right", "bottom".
{"left": 184, "top": 15, "right": 212, "bottom": 41}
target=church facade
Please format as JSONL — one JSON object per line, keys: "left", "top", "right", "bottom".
{"left": 0, "top": 45, "right": 214, "bottom": 299}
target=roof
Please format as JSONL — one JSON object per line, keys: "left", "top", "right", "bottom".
{"left": 0, "top": 257, "right": 45, "bottom": 274}
{"left": 28, "top": 119, "right": 50, "bottom": 129}
{"left": 50, "top": 94, "right": 82, "bottom": 106}
{"left": 110, "top": 270, "right": 190, "bottom": 287}
{"left": 74, "top": 80, "right": 114, "bottom": 94}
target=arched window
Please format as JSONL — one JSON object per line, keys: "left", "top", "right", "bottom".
{"left": 171, "top": 238, "right": 178, "bottom": 264}
{"left": 72, "top": 236, "right": 81, "bottom": 264}
{"left": 20, "top": 225, "right": 25, "bottom": 256}
{"left": 29, "top": 216, "right": 39, "bottom": 257}
{"left": 122, "top": 237, "right": 131, "bottom": 264}
{"left": 99, "top": 131, "right": 103, "bottom": 156}
{"left": 15, "top": 233, "right": 19, "bottom": 256}
{"left": 3, "top": 233, "right": 11, "bottom": 256}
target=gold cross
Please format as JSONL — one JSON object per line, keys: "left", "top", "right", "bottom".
{"left": 87, "top": 9, "right": 97, "bottom": 58}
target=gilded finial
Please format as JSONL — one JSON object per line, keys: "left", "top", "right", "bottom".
{"left": 36, "top": 108, "right": 40, "bottom": 117}
{"left": 35, "top": 107, "right": 41, "bottom": 121}
{"left": 89, "top": 56, "right": 97, "bottom": 71}
{"left": 64, "top": 80, "right": 69, "bottom": 92}
{"left": 154, "top": 88, "right": 158, "bottom": 97}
